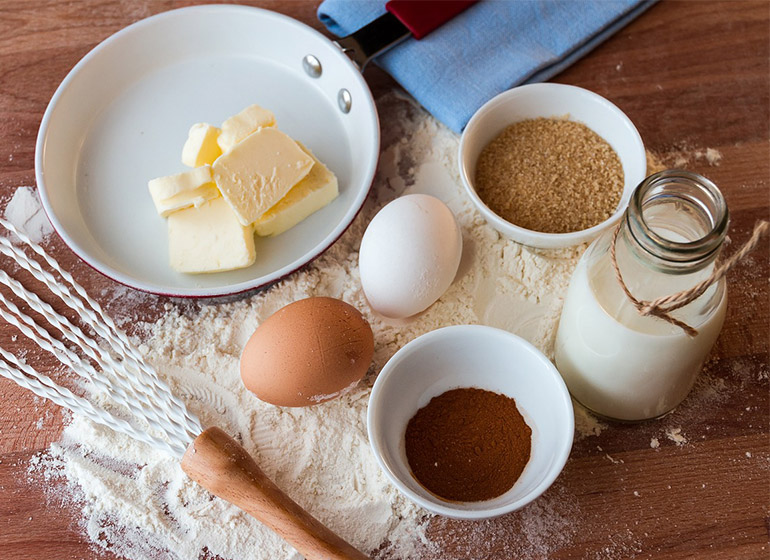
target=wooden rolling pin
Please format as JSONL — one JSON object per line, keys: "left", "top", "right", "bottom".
{"left": 182, "top": 427, "right": 371, "bottom": 560}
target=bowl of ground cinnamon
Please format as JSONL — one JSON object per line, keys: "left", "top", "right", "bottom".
{"left": 459, "top": 83, "right": 646, "bottom": 248}
{"left": 367, "top": 325, "right": 574, "bottom": 519}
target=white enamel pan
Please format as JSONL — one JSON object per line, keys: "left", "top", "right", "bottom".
{"left": 35, "top": 5, "right": 388, "bottom": 298}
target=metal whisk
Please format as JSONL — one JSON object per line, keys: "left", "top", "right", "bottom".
{"left": 0, "top": 217, "right": 368, "bottom": 560}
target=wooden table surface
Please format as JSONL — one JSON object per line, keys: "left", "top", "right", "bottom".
{"left": 0, "top": 1, "right": 768, "bottom": 559}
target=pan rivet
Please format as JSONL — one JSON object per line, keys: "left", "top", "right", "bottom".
{"left": 338, "top": 89, "right": 352, "bottom": 113}
{"left": 302, "top": 55, "right": 322, "bottom": 78}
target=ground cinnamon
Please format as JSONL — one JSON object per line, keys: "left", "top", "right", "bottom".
{"left": 404, "top": 387, "right": 532, "bottom": 502}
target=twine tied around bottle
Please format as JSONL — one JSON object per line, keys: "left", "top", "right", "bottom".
{"left": 610, "top": 220, "right": 769, "bottom": 337}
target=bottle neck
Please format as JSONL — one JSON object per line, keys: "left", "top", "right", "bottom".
{"left": 624, "top": 170, "right": 729, "bottom": 274}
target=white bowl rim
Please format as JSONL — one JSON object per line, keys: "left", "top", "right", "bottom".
{"left": 458, "top": 83, "right": 646, "bottom": 249}
{"left": 367, "top": 324, "right": 574, "bottom": 519}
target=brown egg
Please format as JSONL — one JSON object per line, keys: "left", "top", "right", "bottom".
{"left": 240, "top": 297, "right": 374, "bottom": 407}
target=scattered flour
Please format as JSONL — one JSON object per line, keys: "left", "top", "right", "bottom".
{"left": 574, "top": 402, "right": 608, "bottom": 440}
{"left": 665, "top": 427, "right": 688, "bottom": 446}
{"left": 3, "top": 186, "right": 54, "bottom": 243}
{"left": 31, "top": 94, "right": 583, "bottom": 559}
{"left": 701, "top": 147, "right": 722, "bottom": 166}
{"left": 658, "top": 144, "right": 723, "bottom": 169}
{"left": 423, "top": 484, "right": 580, "bottom": 560}
{"left": 605, "top": 454, "right": 624, "bottom": 465}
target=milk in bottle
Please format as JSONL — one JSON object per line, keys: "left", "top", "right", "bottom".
{"left": 554, "top": 170, "right": 729, "bottom": 421}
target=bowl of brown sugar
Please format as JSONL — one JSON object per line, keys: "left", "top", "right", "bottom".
{"left": 459, "top": 83, "right": 646, "bottom": 248}
{"left": 367, "top": 325, "right": 574, "bottom": 519}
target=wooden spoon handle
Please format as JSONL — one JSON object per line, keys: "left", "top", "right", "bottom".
{"left": 181, "top": 427, "right": 371, "bottom": 560}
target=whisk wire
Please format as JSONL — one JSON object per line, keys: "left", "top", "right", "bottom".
{"left": 0, "top": 274, "right": 193, "bottom": 448}
{"left": 0, "top": 218, "right": 202, "bottom": 456}
{"left": 0, "top": 265, "right": 199, "bottom": 443}
{"left": 0, "top": 220, "right": 201, "bottom": 438}
{"left": 0, "top": 348, "right": 184, "bottom": 456}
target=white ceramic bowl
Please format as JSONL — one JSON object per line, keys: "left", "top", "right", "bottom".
{"left": 458, "top": 83, "right": 646, "bottom": 249}
{"left": 367, "top": 325, "right": 574, "bottom": 519}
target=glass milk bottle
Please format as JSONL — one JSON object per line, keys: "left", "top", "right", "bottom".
{"left": 554, "top": 170, "right": 729, "bottom": 421}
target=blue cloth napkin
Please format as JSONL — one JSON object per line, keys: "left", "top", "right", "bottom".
{"left": 318, "top": 0, "right": 655, "bottom": 132}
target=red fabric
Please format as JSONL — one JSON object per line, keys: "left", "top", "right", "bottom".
{"left": 385, "top": 0, "right": 477, "bottom": 40}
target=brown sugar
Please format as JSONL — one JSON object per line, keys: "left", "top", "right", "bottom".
{"left": 474, "top": 117, "right": 624, "bottom": 234}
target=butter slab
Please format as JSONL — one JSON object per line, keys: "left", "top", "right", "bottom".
{"left": 212, "top": 127, "right": 314, "bottom": 226}
{"left": 217, "top": 104, "right": 276, "bottom": 153}
{"left": 148, "top": 165, "right": 219, "bottom": 217}
{"left": 182, "top": 123, "right": 222, "bottom": 167}
{"left": 168, "top": 197, "right": 256, "bottom": 274}
{"left": 156, "top": 183, "right": 221, "bottom": 218}
{"left": 255, "top": 144, "right": 339, "bottom": 237}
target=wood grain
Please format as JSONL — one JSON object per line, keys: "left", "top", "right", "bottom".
{"left": 0, "top": 1, "right": 768, "bottom": 559}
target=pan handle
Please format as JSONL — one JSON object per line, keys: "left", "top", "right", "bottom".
{"left": 182, "top": 427, "right": 371, "bottom": 560}
{"left": 386, "top": 0, "right": 477, "bottom": 39}
{"left": 334, "top": 0, "right": 477, "bottom": 69}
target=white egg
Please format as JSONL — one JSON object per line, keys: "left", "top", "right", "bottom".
{"left": 359, "top": 194, "right": 463, "bottom": 318}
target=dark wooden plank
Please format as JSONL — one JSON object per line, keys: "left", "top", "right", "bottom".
{"left": 0, "top": 1, "right": 767, "bottom": 559}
